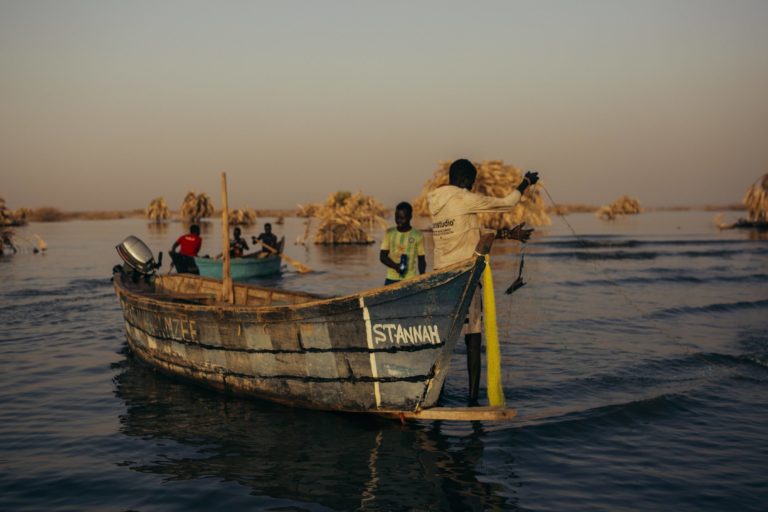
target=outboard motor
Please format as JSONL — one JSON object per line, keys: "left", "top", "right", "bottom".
{"left": 114, "top": 235, "right": 163, "bottom": 283}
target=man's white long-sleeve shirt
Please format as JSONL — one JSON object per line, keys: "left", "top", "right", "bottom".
{"left": 427, "top": 185, "right": 521, "bottom": 269}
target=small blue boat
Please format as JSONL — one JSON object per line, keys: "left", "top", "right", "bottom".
{"left": 194, "top": 253, "right": 282, "bottom": 280}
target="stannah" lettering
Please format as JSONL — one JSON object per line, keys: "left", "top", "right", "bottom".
{"left": 371, "top": 323, "right": 441, "bottom": 346}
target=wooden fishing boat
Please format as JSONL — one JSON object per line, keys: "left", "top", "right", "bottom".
{"left": 111, "top": 234, "right": 512, "bottom": 419}
{"left": 112, "top": 174, "right": 515, "bottom": 421}
{"left": 194, "top": 253, "right": 282, "bottom": 280}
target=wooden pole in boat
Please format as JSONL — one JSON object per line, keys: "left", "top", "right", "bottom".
{"left": 219, "top": 172, "right": 234, "bottom": 304}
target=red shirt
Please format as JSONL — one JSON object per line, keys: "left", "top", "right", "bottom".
{"left": 175, "top": 234, "right": 202, "bottom": 256}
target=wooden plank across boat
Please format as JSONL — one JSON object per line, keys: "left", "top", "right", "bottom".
{"left": 375, "top": 406, "right": 517, "bottom": 422}
{"left": 194, "top": 253, "right": 282, "bottom": 280}
{"left": 112, "top": 234, "right": 515, "bottom": 421}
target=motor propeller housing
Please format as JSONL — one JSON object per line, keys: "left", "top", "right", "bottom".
{"left": 116, "top": 235, "right": 162, "bottom": 275}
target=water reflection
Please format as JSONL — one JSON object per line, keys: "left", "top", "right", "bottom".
{"left": 146, "top": 222, "right": 169, "bottom": 234}
{"left": 113, "top": 353, "right": 517, "bottom": 510}
{"left": 176, "top": 220, "right": 215, "bottom": 235}
{"left": 747, "top": 229, "right": 768, "bottom": 241}
{"left": 312, "top": 243, "right": 376, "bottom": 267}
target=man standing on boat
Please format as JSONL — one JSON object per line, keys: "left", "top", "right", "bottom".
{"left": 428, "top": 159, "right": 539, "bottom": 404}
{"left": 380, "top": 201, "right": 427, "bottom": 285}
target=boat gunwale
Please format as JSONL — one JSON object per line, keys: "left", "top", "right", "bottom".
{"left": 114, "top": 256, "right": 480, "bottom": 316}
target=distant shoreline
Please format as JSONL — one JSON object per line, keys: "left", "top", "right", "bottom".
{"left": 17, "top": 204, "right": 746, "bottom": 223}
{"left": 22, "top": 208, "right": 299, "bottom": 223}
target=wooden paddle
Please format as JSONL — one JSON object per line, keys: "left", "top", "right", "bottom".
{"left": 261, "top": 242, "right": 312, "bottom": 273}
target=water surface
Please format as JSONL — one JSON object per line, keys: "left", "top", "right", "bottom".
{"left": 1, "top": 212, "right": 766, "bottom": 511}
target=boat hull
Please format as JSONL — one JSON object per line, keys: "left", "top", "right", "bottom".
{"left": 194, "top": 254, "right": 282, "bottom": 280}
{"left": 113, "top": 257, "right": 484, "bottom": 412}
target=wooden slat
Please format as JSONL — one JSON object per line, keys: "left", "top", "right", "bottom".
{"left": 375, "top": 406, "right": 517, "bottom": 422}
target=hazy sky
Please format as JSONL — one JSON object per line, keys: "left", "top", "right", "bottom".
{"left": 1, "top": 0, "right": 767, "bottom": 211}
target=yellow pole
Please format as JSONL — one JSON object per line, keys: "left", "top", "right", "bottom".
{"left": 482, "top": 254, "right": 505, "bottom": 407}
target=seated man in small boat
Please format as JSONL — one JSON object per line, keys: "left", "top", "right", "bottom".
{"left": 229, "top": 227, "right": 249, "bottom": 258}
{"left": 379, "top": 202, "right": 426, "bottom": 285}
{"left": 169, "top": 224, "right": 202, "bottom": 274}
{"left": 252, "top": 223, "right": 278, "bottom": 255}
{"left": 428, "top": 158, "right": 540, "bottom": 404}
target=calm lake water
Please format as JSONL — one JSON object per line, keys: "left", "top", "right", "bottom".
{"left": 1, "top": 212, "right": 766, "bottom": 511}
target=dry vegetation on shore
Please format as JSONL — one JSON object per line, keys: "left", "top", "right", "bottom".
{"left": 743, "top": 173, "right": 768, "bottom": 223}
{"left": 229, "top": 208, "right": 258, "bottom": 225}
{"left": 179, "top": 192, "right": 214, "bottom": 223}
{"left": 28, "top": 208, "right": 146, "bottom": 222}
{"left": 297, "top": 191, "right": 387, "bottom": 244}
{"left": 4, "top": 202, "right": 748, "bottom": 224}
{"left": 3, "top": 178, "right": 751, "bottom": 227}
{"left": 12, "top": 207, "right": 298, "bottom": 223}
{"left": 146, "top": 198, "right": 170, "bottom": 223}
{"left": 546, "top": 203, "right": 599, "bottom": 215}
{"left": 1, "top": 198, "right": 30, "bottom": 226}
{"left": 596, "top": 196, "right": 643, "bottom": 220}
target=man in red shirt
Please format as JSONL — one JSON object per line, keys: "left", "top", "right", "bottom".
{"left": 169, "top": 224, "right": 202, "bottom": 273}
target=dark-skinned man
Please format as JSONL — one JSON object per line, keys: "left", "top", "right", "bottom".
{"left": 428, "top": 158, "right": 539, "bottom": 404}
{"left": 379, "top": 201, "right": 427, "bottom": 285}
{"left": 169, "top": 224, "right": 202, "bottom": 274}
{"left": 252, "top": 222, "right": 278, "bottom": 255}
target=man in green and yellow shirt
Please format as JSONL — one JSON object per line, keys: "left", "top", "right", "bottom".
{"left": 379, "top": 202, "right": 426, "bottom": 285}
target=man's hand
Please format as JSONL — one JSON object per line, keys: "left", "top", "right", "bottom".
{"left": 517, "top": 170, "right": 540, "bottom": 193}
{"left": 524, "top": 171, "right": 540, "bottom": 185}
{"left": 496, "top": 222, "right": 534, "bottom": 242}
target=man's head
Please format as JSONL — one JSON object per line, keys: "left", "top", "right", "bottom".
{"left": 395, "top": 201, "right": 413, "bottom": 230}
{"left": 264, "top": 223, "right": 272, "bottom": 233}
{"left": 190, "top": 224, "right": 200, "bottom": 235}
{"left": 233, "top": 227, "right": 241, "bottom": 238}
{"left": 449, "top": 159, "right": 477, "bottom": 191}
